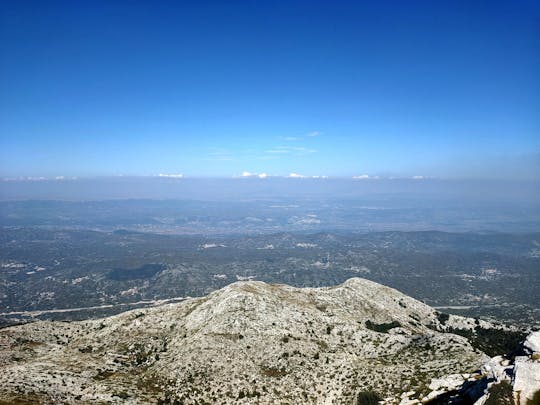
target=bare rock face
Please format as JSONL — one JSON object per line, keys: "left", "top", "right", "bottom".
{"left": 513, "top": 355, "right": 540, "bottom": 404}
{"left": 524, "top": 331, "right": 540, "bottom": 354}
{"left": 419, "top": 331, "right": 540, "bottom": 405}
{"left": 0, "top": 278, "right": 488, "bottom": 404}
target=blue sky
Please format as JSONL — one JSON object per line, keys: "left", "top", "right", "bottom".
{"left": 1, "top": 0, "right": 539, "bottom": 179}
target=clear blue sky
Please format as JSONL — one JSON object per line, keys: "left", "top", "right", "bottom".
{"left": 1, "top": 0, "right": 539, "bottom": 179}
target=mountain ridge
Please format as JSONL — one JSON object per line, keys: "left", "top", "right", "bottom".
{"left": 0, "top": 277, "right": 514, "bottom": 403}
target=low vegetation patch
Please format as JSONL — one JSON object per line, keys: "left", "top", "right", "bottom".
{"left": 529, "top": 389, "right": 540, "bottom": 405}
{"left": 365, "top": 320, "right": 401, "bottom": 333}
{"left": 447, "top": 326, "right": 526, "bottom": 357}
{"left": 484, "top": 381, "right": 514, "bottom": 405}
{"left": 107, "top": 263, "right": 165, "bottom": 281}
{"left": 436, "top": 311, "right": 450, "bottom": 325}
{"left": 356, "top": 390, "right": 382, "bottom": 405}
{"left": 260, "top": 366, "right": 288, "bottom": 377}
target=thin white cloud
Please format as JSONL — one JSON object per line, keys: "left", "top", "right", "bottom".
{"left": 412, "top": 175, "right": 425, "bottom": 180}
{"left": 265, "top": 148, "right": 291, "bottom": 155}
{"left": 265, "top": 146, "right": 317, "bottom": 156}
{"left": 158, "top": 173, "right": 184, "bottom": 178}
{"left": 2, "top": 176, "right": 48, "bottom": 182}
{"left": 352, "top": 174, "right": 381, "bottom": 179}
{"left": 288, "top": 172, "right": 306, "bottom": 178}
{"left": 239, "top": 171, "right": 270, "bottom": 178}
{"left": 278, "top": 131, "right": 322, "bottom": 141}
{"left": 53, "top": 175, "right": 78, "bottom": 181}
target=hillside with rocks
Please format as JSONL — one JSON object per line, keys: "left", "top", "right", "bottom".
{"left": 0, "top": 278, "right": 535, "bottom": 404}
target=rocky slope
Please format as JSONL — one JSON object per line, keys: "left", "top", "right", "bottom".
{"left": 434, "top": 331, "right": 540, "bottom": 405}
{"left": 0, "top": 278, "right": 518, "bottom": 404}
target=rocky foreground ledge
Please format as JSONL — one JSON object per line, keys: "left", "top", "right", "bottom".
{"left": 0, "top": 278, "right": 537, "bottom": 404}
{"left": 411, "top": 331, "right": 540, "bottom": 404}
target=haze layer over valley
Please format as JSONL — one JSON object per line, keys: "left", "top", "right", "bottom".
{"left": 1, "top": 178, "right": 539, "bottom": 329}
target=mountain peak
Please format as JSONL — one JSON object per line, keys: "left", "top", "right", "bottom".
{"left": 0, "top": 278, "right": 489, "bottom": 403}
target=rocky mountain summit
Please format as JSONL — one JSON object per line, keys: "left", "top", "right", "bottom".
{"left": 0, "top": 278, "right": 534, "bottom": 404}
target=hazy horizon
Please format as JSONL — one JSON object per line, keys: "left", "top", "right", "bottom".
{"left": 0, "top": 176, "right": 538, "bottom": 202}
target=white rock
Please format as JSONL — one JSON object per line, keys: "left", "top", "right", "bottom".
{"left": 482, "top": 355, "right": 512, "bottom": 381}
{"left": 524, "top": 331, "right": 540, "bottom": 354}
{"left": 428, "top": 373, "right": 464, "bottom": 391}
{"left": 513, "top": 356, "right": 540, "bottom": 404}
{"left": 400, "top": 398, "right": 420, "bottom": 405}
{"left": 425, "top": 390, "right": 445, "bottom": 401}
{"left": 402, "top": 390, "right": 415, "bottom": 398}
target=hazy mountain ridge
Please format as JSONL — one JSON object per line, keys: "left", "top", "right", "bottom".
{"left": 0, "top": 278, "right": 502, "bottom": 404}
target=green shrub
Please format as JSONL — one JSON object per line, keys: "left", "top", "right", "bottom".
{"left": 112, "top": 392, "right": 129, "bottom": 400}
{"left": 484, "top": 381, "right": 513, "bottom": 405}
{"left": 447, "top": 326, "right": 526, "bottom": 357}
{"left": 528, "top": 389, "right": 540, "bottom": 405}
{"left": 365, "top": 320, "right": 401, "bottom": 333}
{"left": 436, "top": 312, "right": 450, "bottom": 325}
{"left": 356, "top": 390, "right": 382, "bottom": 405}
